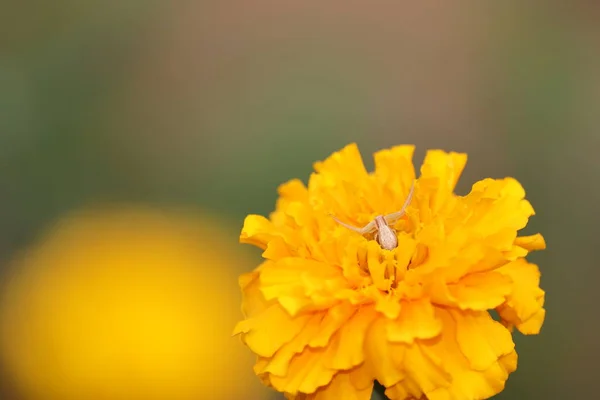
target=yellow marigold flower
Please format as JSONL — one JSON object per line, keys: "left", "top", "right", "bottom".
{"left": 233, "top": 143, "right": 546, "bottom": 400}
{"left": 0, "top": 207, "right": 272, "bottom": 400}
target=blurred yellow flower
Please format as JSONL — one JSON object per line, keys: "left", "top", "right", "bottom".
{"left": 234, "top": 143, "right": 546, "bottom": 400}
{"left": 0, "top": 207, "right": 273, "bottom": 400}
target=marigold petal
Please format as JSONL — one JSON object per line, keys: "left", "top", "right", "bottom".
{"left": 241, "top": 214, "right": 300, "bottom": 255}
{"left": 347, "top": 360, "right": 374, "bottom": 391}
{"left": 267, "top": 343, "right": 341, "bottom": 395}
{"left": 240, "top": 215, "right": 272, "bottom": 250}
{"left": 286, "top": 202, "right": 318, "bottom": 231}
{"left": 403, "top": 341, "right": 452, "bottom": 395}
{"left": 373, "top": 145, "right": 416, "bottom": 179}
{"left": 512, "top": 308, "right": 545, "bottom": 335}
{"left": 258, "top": 258, "right": 342, "bottom": 312}
{"left": 384, "top": 378, "right": 424, "bottom": 400}
{"left": 462, "top": 178, "right": 534, "bottom": 239}
{"left": 393, "top": 233, "right": 419, "bottom": 281}
{"left": 386, "top": 299, "right": 442, "bottom": 344}
{"left": 375, "top": 294, "right": 402, "bottom": 320}
{"left": 450, "top": 310, "right": 515, "bottom": 371}
{"left": 421, "top": 150, "right": 467, "bottom": 192}
{"left": 234, "top": 304, "right": 313, "bottom": 358}
{"left": 262, "top": 237, "right": 295, "bottom": 259}
{"left": 259, "top": 313, "right": 326, "bottom": 377}
{"left": 271, "top": 180, "right": 310, "bottom": 228}
{"left": 364, "top": 318, "right": 405, "bottom": 387}
{"left": 311, "top": 370, "right": 373, "bottom": 400}
{"left": 308, "top": 303, "right": 355, "bottom": 347}
{"left": 514, "top": 233, "right": 546, "bottom": 251}
{"left": 238, "top": 268, "right": 270, "bottom": 318}
{"left": 496, "top": 259, "right": 546, "bottom": 334}
{"left": 425, "top": 267, "right": 512, "bottom": 312}
{"left": 425, "top": 350, "right": 518, "bottom": 400}
{"left": 307, "top": 144, "right": 377, "bottom": 225}
{"left": 278, "top": 179, "right": 309, "bottom": 203}
{"left": 373, "top": 145, "right": 417, "bottom": 213}
{"left": 448, "top": 271, "right": 513, "bottom": 311}
{"left": 313, "top": 143, "right": 369, "bottom": 181}
{"left": 258, "top": 262, "right": 320, "bottom": 296}
{"left": 419, "top": 150, "right": 467, "bottom": 214}
{"left": 328, "top": 307, "right": 377, "bottom": 370}
{"left": 264, "top": 306, "right": 374, "bottom": 379}
{"left": 396, "top": 309, "right": 516, "bottom": 400}
{"left": 290, "top": 368, "right": 373, "bottom": 400}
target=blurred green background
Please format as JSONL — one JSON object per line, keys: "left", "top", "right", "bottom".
{"left": 1, "top": 1, "right": 598, "bottom": 399}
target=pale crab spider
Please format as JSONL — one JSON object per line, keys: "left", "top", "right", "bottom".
{"left": 330, "top": 181, "right": 415, "bottom": 250}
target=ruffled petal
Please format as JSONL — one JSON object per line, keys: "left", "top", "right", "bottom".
{"left": 238, "top": 268, "right": 271, "bottom": 318}
{"left": 363, "top": 318, "right": 406, "bottom": 387}
{"left": 418, "top": 149, "right": 468, "bottom": 215}
{"left": 240, "top": 215, "right": 301, "bottom": 256}
{"left": 386, "top": 299, "right": 442, "bottom": 344}
{"left": 258, "top": 258, "right": 345, "bottom": 315}
{"left": 460, "top": 178, "right": 535, "bottom": 241}
{"left": 514, "top": 233, "right": 546, "bottom": 254}
{"left": 393, "top": 309, "right": 516, "bottom": 400}
{"left": 328, "top": 307, "right": 378, "bottom": 369}
{"left": 313, "top": 143, "right": 369, "bottom": 183}
{"left": 505, "top": 233, "right": 546, "bottom": 260}
{"left": 252, "top": 304, "right": 377, "bottom": 396}
{"left": 309, "top": 144, "right": 371, "bottom": 222}
{"left": 450, "top": 310, "right": 515, "bottom": 371}
{"left": 233, "top": 303, "right": 314, "bottom": 358}
{"left": 373, "top": 145, "right": 417, "bottom": 214}
{"left": 288, "top": 367, "right": 373, "bottom": 400}
{"left": 277, "top": 179, "right": 309, "bottom": 206}
{"left": 428, "top": 271, "right": 513, "bottom": 311}
{"left": 267, "top": 343, "right": 338, "bottom": 395}
{"left": 384, "top": 378, "right": 425, "bottom": 400}
{"left": 495, "top": 259, "right": 545, "bottom": 334}
{"left": 265, "top": 307, "right": 377, "bottom": 395}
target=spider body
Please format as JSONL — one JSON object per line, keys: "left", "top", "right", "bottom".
{"left": 330, "top": 181, "right": 415, "bottom": 250}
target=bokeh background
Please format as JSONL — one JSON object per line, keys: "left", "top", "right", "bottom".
{"left": 1, "top": 1, "right": 599, "bottom": 399}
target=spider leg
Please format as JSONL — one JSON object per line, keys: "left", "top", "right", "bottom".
{"left": 384, "top": 180, "right": 415, "bottom": 225}
{"left": 330, "top": 215, "right": 371, "bottom": 235}
{"left": 362, "top": 220, "right": 377, "bottom": 235}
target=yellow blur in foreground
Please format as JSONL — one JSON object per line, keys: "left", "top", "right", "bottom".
{"left": 0, "top": 207, "right": 271, "bottom": 400}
